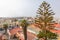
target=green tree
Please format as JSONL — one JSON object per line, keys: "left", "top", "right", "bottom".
{"left": 20, "top": 19, "right": 29, "bottom": 40}
{"left": 3, "top": 23, "right": 8, "bottom": 34}
{"left": 37, "top": 30, "right": 57, "bottom": 40}
{"left": 35, "top": 1, "right": 57, "bottom": 40}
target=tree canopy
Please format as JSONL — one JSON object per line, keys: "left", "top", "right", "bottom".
{"left": 35, "top": 1, "right": 57, "bottom": 40}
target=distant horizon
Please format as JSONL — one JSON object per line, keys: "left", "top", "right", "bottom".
{"left": 0, "top": 16, "right": 31, "bottom": 17}
{"left": 0, "top": 0, "right": 60, "bottom": 18}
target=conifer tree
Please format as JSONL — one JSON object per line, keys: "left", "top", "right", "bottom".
{"left": 35, "top": 1, "right": 57, "bottom": 40}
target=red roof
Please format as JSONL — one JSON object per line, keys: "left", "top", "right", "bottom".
{"left": 54, "top": 23, "right": 60, "bottom": 28}
{"left": 9, "top": 27, "right": 22, "bottom": 35}
{"left": 9, "top": 23, "right": 60, "bottom": 39}
{"left": 33, "top": 23, "right": 60, "bottom": 34}
{"left": 9, "top": 27, "right": 36, "bottom": 40}
{"left": 27, "top": 32, "right": 36, "bottom": 40}
{"left": 52, "top": 23, "right": 60, "bottom": 34}
{"left": 50, "top": 29, "right": 60, "bottom": 34}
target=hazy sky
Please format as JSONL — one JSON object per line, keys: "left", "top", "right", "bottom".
{"left": 0, "top": 0, "right": 60, "bottom": 17}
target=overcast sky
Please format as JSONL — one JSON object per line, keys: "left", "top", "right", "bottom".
{"left": 0, "top": 0, "right": 60, "bottom": 18}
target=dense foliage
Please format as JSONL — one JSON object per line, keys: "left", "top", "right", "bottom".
{"left": 35, "top": 1, "right": 57, "bottom": 40}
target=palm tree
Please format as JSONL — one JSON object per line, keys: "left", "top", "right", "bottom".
{"left": 20, "top": 19, "right": 29, "bottom": 40}
{"left": 3, "top": 23, "right": 8, "bottom": 34}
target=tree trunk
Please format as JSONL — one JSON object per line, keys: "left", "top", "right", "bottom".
{"left": 44, "top": 30, "right": 47, "bottom": 40}
{"left": 5, "top": 29, "right": 7, "bottom": 34}
{"left": 23, "top": 26, "right": 27, "bottom": 40}
{"left": 44, "top": 20, "right": 47, "bottom": 40}
{"left": 44, "top": 37, "right": 47, "bottom": 40}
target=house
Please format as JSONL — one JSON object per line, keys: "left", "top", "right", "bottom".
{"left": 8, "top": 27, "right": 37, "bottom": 40}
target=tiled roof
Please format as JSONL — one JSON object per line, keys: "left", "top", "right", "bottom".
{"left": 54, "top": 23, "right": 60, "bottom": 28}
{"left": 9, "top": 27, "right": 22, "bottom": 35}
{"left": 9, "top": 23, "right": 60, "bottom": 40}
{"left": 31, "top": 23, "right": 60, "bottom": 34}
{"left": 9, "top": 27, "right": 36, "bottom": 40}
